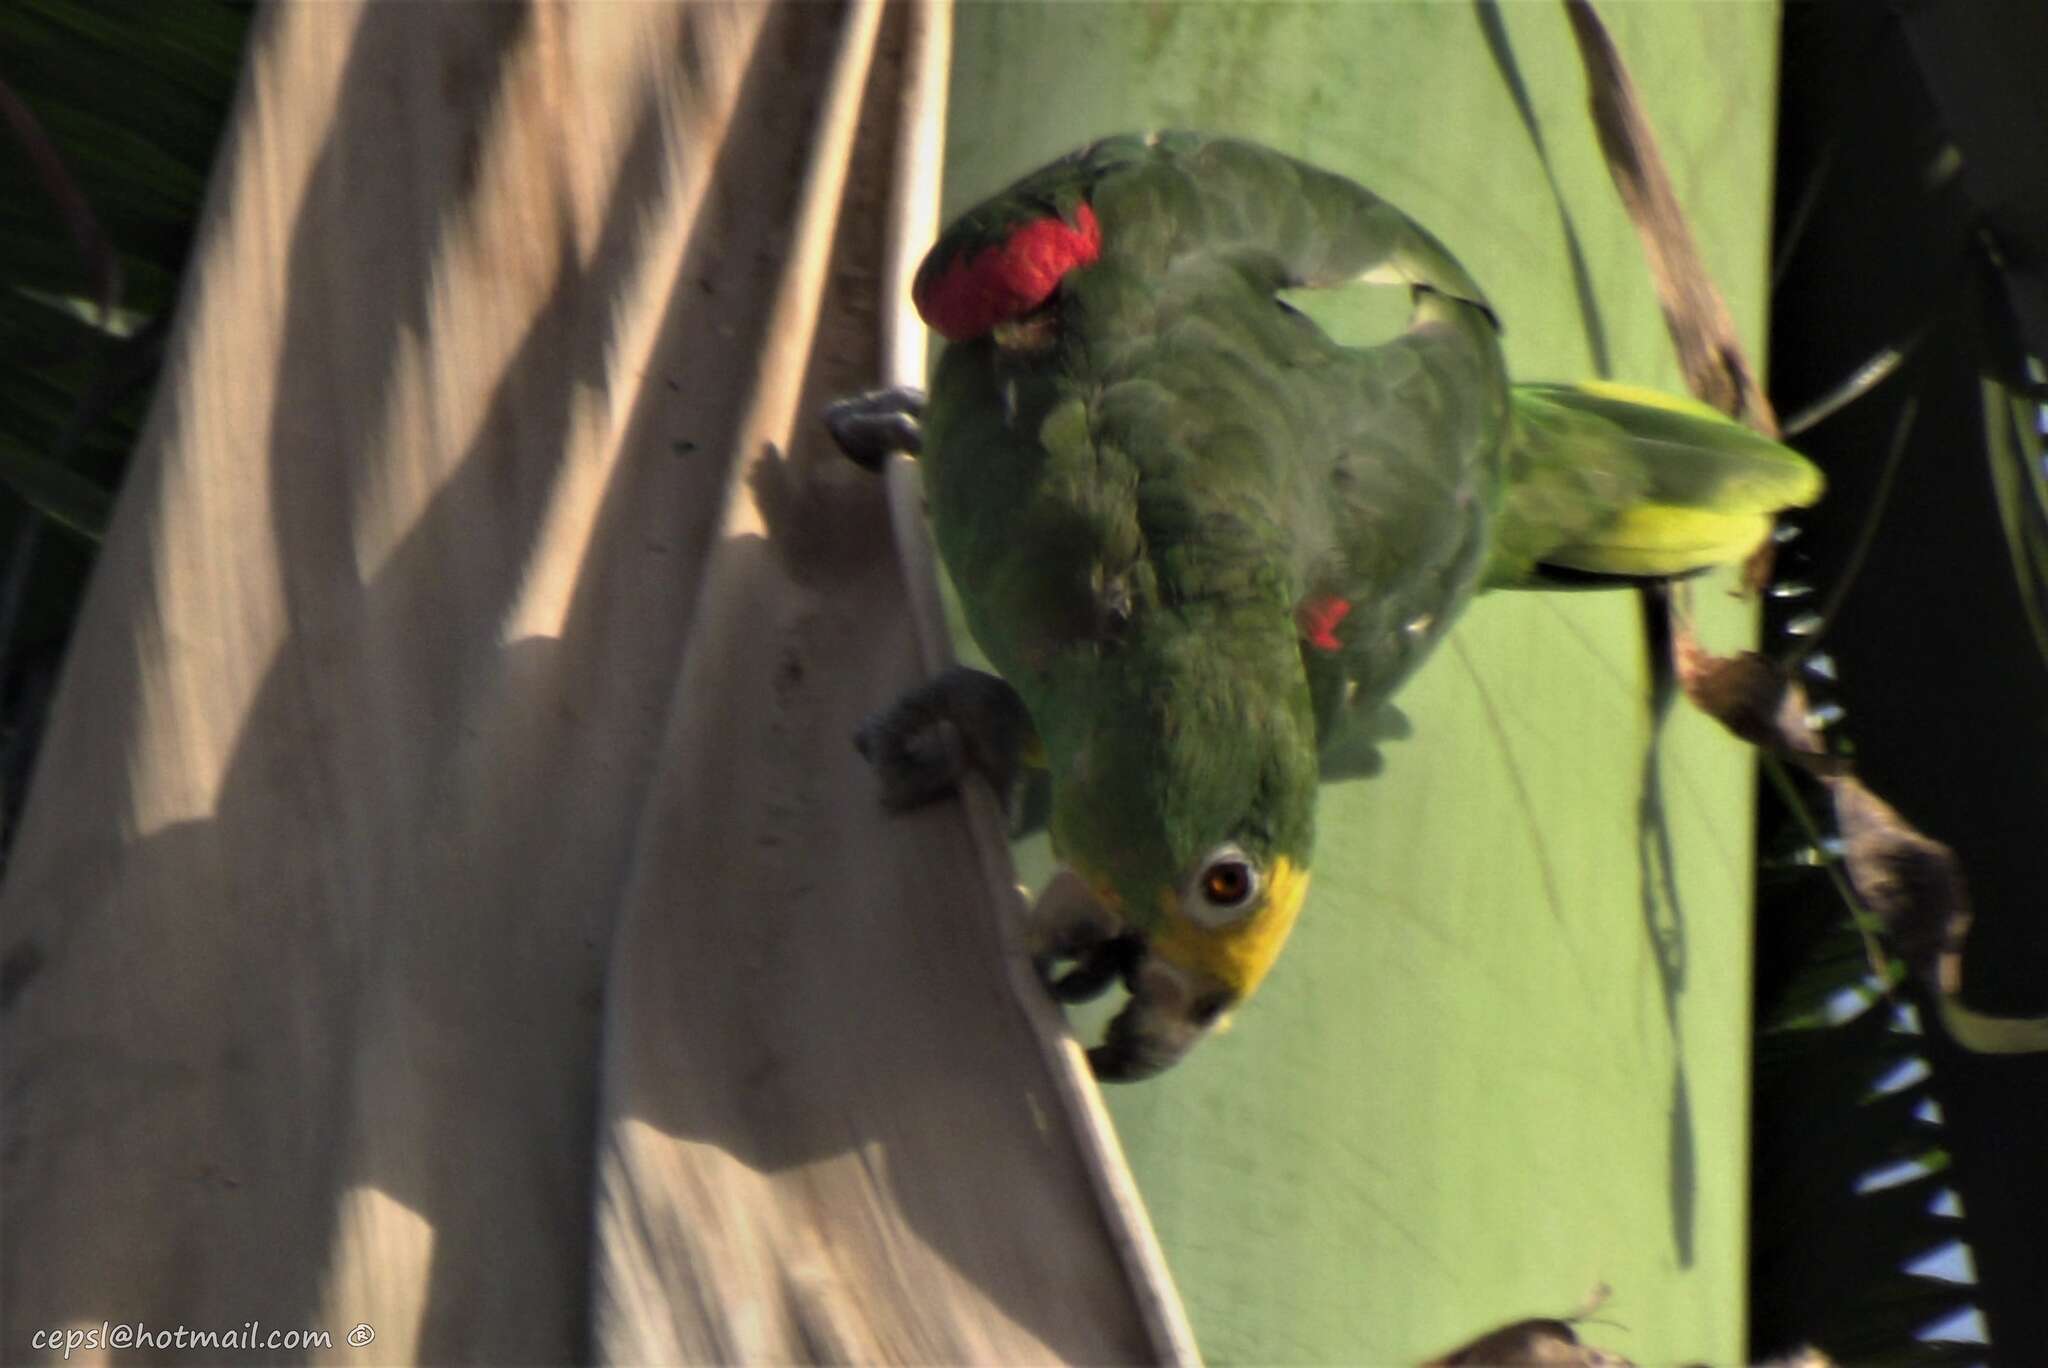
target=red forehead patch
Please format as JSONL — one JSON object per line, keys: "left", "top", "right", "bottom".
{"left": 914, "top": 202, "right": 1102, "bottom": 342}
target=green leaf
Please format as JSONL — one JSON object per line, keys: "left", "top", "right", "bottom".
{"left": 0, "top": 433, "right": 110, "bottom": 540}
{"left": 1981, "top": 377, "right": 2048, "bottom": 672}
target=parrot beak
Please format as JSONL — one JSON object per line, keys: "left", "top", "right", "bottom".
{"left": 1087, "top": 954, "right": 1235, "bottom": 1083}
{"left": 1027, "top": 867, "right": 1235, "bottom": 1081}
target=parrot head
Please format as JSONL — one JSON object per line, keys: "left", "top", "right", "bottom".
{"left": 1044, "top": 639, "right": 1319, "bottom": 1080}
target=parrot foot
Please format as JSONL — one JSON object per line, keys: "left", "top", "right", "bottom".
{"left": 854, "top": 665, "right": 1034, "bottom": 814}
{"left": 1024, "top": 869, "right": 1137, "bottom": 1004}
{"left": 1043, "top": 935, "right": 1145, "bottom": 1003}
{"left": 823, "top": 385, "right": 926, "bottom": 469}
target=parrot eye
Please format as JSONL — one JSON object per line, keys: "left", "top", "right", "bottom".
{"left": 1185, "top": 846, "right": 1261, "bottom": 927}
{"left": 1203, "top": 861, "right": 1253, "bottom": 904}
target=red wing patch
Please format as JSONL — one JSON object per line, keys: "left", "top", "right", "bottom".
{"left": 913, "top": 202, "right": 1102, "bottom": 342}
{"left": 1297, "top": 594, "right": 1351, "bottom": 653}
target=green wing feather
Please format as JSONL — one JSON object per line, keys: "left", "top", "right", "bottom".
{"left": 917, "top": 130, "right": 1824, "bottom": 853}
{"left": 1485, "top": 380, "right": 1825, "bottom": 585}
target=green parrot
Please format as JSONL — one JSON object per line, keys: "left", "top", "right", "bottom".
{"left": 827, "top": 132, "right": 1821, "bottom": 1081}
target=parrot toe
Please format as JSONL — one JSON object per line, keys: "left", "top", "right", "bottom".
{"left": 1023, "top": 867, "right": 1130, "bottom": 1001}
{"left": 1040, "top": 933, "right": 1145, "bottom": 1004}
{"left": 854, "top": 666, "right": 1038, "bottom": 814}
{"left": 853, "top": 708, "right": 966, "bottom": 810}
{"left": 822, "top": 385, "right": 926, "bottom": 469}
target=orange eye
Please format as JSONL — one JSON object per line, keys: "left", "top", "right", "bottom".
{"left": 1201, "top": 859, "right": 1255, "bottom": 908}
{"left": 1185, "top": 845, "right": 1263, "bottom": 928}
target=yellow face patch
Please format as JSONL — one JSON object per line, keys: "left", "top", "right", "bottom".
{"left": 1148, "top": 856, "right": 1311, "bottom": 1001}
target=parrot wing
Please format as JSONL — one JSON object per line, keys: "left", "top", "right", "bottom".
{"left": 1482, "top": 380, "right": 1824, "bottom": 586}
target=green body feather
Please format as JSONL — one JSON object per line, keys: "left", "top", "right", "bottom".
{"left": 916, "top": 132, "right": 1819, "bottom": 1002}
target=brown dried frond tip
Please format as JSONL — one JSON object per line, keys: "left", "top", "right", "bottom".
{"left": 1423, "top": 1317, "right": 1633, "bottom": 1367}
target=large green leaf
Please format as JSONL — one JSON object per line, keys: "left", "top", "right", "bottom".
{"left": 945, "top": 3, "right": 1778, "bottom": 1362}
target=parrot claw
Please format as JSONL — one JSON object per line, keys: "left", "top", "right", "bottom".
{"left": 853, "top": 709, "right": 967, "bottom": 810}
{"left": 1023, "top": 868, "right": 1133, "bottom": 1002}
{"left": 854, "top": 666, "right": 1035, "bottom": 814}
{"left": 823, "top": 385, "right": 926, "bottom": 469}
{"left": 1041, "top": 934, "right": 1144, "bottom": 1004}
